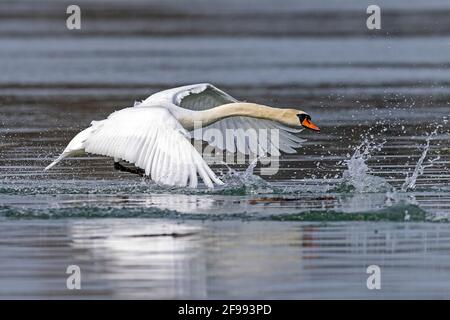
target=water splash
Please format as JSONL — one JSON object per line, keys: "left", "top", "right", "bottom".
{"left": 401, "top": 130, "right": 440, "bottom": 191}
{"left": 217, "top": 158, "right": 274, "bottom": 195}
{"left": 335, "top": 139, "right": 391, "bottom": 193}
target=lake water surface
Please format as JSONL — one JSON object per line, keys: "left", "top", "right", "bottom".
{"left": 1, "top": 0, "right": 450, "bottom": 299}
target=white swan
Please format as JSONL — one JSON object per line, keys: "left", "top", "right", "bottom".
{"left": 45, "top": 83, "right": 320, "bottom": 188}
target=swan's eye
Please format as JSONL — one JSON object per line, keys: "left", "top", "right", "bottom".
{"left": 297, "top": 114, "right": 311, "bottom": 122}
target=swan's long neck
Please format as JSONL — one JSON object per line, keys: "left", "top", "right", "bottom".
{"left": 181, "top": 103, "right": 289, "bottom": 130}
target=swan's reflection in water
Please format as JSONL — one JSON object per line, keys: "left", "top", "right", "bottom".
{"left": 65, "top": 220, "right": 306, "bottom": 299}
{"left": 68, "top": 220, "right": 207, "bottom": 299}
{"left": 2, "top": 219, "right": 450, "bottom": 298}
{"left": 67, "top": 222, "right": 450, "bottom": 300}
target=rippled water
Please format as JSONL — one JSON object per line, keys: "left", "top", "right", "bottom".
{"left": 1, "top": 0, "right": 450, "bottom": 299}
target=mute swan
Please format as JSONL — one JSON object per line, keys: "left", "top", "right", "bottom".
{"left": 45, "top": 83, "right": 320, "bottom": 188}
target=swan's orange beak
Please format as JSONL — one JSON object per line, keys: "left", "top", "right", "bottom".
{"left": 301, "top": 118, "right": 320, "bottom": 132}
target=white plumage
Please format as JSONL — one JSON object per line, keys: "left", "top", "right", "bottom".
{"left": 45, "top": 83, "right": 319, "bottom": 188}
{"left": 139, "top": 83, "right": 306, "bottom": 156}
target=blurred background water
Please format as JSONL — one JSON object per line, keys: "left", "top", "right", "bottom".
{"left": 0, "top": 0, "right": 450, "bottom": 299}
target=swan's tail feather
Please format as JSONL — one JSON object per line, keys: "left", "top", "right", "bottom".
{"left": 44, "top": 126, "right": 94, "bottom": 172}
{"left": 44, "top": 153, "right": 68, "bottom": 171}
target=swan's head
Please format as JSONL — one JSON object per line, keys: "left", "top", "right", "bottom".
{"left": 282, "top": 109, "right": 320, "bottom": 132}
{"left": 297, "top": 112, "right": 320, "bottom": 132}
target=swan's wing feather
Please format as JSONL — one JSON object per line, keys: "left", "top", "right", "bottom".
{"left": 193, "top": 117, "right": 305, "bottom": 156}
{"left": 138, "top": 83, "right": 305, "bottom": 156}
{"left": 84, "top": 107, "right": 222, "bottom": 188}
{"left": 177, "top": 84, "right": 238, "bottom": 110}
{"left": 139, "top": 83, "right": 238, "bottom": 110}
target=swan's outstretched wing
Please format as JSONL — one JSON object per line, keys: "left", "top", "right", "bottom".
{"left": 84, "top": 107, "right": 222, "bottom": 188}
{"left": 138, "top": 83, "right": 305, "bottom": 155}
{"left": 141, "top": 83, "right": 305, "bottom": 156}
{"left": 193, "top": 118, "right": 305, "bottom": 156}
{"left": 137, "top": 83, "right": 238, "bottom": 109}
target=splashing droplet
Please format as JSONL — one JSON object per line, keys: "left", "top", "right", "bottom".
{"left": 335, "top": 139, "right": 391, "bottom": 193}
{"left": 401, "top": 130, "right": 440, "bottom": 192}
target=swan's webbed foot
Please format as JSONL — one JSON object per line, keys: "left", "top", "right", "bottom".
{"left": 114, "top": 162, "right": 145, "bottom": 176}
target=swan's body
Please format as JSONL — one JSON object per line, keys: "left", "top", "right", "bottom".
{"left": 45, "top": 83, "right": 319, "bottom": 188}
